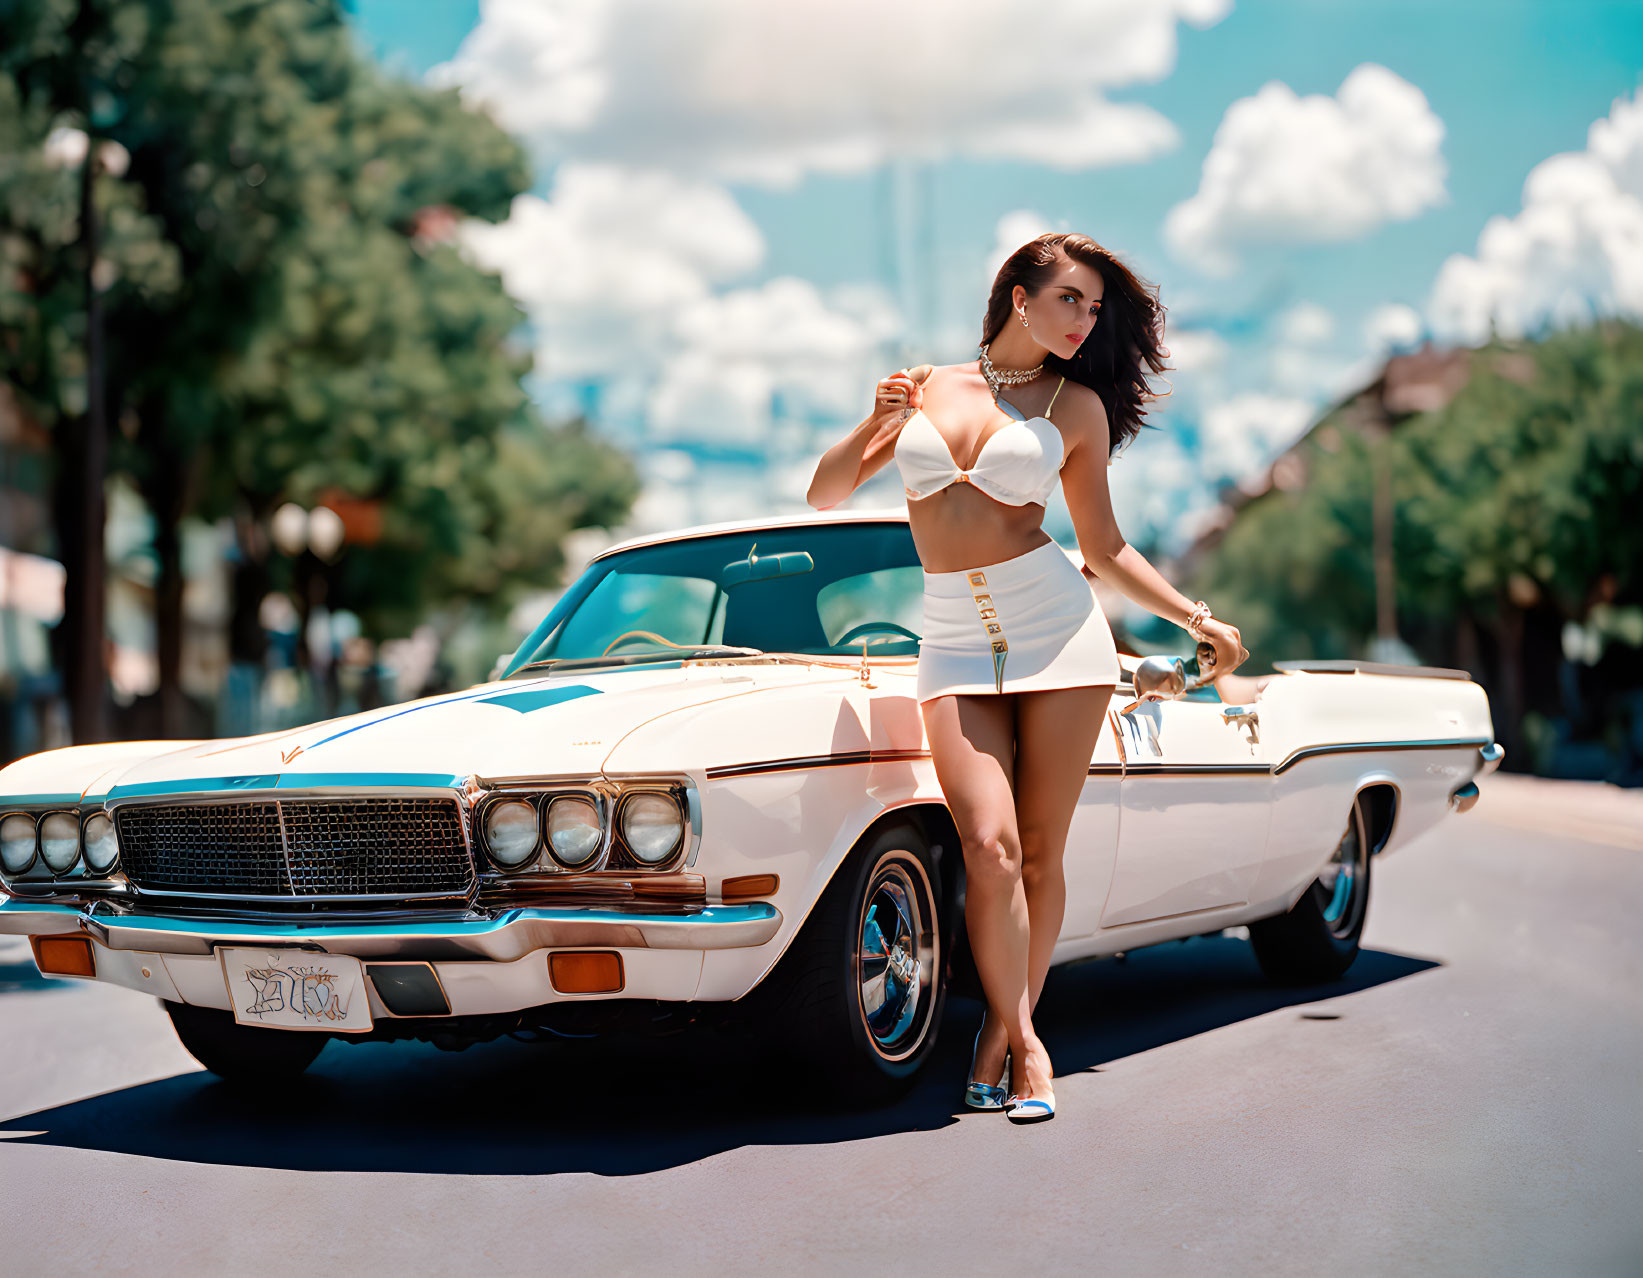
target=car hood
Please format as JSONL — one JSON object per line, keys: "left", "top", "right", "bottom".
{"left": 104, "top": 662, "right": 852, "bottom": 799}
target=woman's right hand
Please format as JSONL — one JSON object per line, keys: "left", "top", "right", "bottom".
{"left": 874, "top": 368, "right": 926, "bottom": 422}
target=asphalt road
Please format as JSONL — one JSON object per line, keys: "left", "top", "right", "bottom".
{"left": 1, "top": 774, "right": 1638, "bottom": 1277}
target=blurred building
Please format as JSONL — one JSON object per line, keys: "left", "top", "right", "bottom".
{"left": 1176, "top": 341, "right": 1473, "bottom": 579}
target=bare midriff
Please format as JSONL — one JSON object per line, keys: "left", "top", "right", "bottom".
{"left": 906, "top": 487, "right": 1054, "bottom": 574}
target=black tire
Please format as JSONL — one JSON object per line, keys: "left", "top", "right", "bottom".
{"left": 1248, "top": 795, "right": 1374, "bottom": 985}
{"left": 748, "top": 822, "right": 947, "bottom": 1102}
{"left": 164, "top": 1000, "right": 329, "bottom": 1082}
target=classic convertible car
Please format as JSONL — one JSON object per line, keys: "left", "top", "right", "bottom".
{"left": 0, "top": 510, "right": 1502, "bottom": 1094}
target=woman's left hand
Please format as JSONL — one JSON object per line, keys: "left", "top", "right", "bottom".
{"left": 1198, "top": 618, "right": 1248, "bottom": 676}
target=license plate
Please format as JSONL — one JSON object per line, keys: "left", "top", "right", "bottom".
{"left": 219, "top": 947, "right": 373, "bottom": 1032}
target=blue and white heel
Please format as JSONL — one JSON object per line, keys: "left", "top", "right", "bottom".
{"left": 962, "top": 1031, "right": 1010, "bottom": 1111}
{"left": 1004, "top": 1091, "right": 1056, "bottom": 1124}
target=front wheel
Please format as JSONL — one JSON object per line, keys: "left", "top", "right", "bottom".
{"left": 164, "top": 1000, "right": 330, "bottom": 1082}
{"left": 1248, "top": 795, "right": 1373, "bottom": 984}
{"left": 749, "top": 823, "right": 947, "bottom": 1101}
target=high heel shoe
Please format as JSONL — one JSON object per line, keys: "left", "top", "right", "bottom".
{"left": 1004, "top": 1091, "right": 1056, "bottom": 1123}
{"left": 1004, "top": 1057, "right": 1056, "bottom": 1123}
{"left": 962, "top": 1030, "right": 1010, "bottom": 1111}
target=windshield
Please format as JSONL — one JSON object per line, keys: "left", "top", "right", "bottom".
{"left": 503, "top": 522, "right": 930, "bottom": 674}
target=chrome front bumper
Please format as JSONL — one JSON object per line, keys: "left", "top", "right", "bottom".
{"left": 0, "top": 897, "right": 782, "bottom": 959}
{"left": 1449, "top": 741, "right": 1505, "bottom": 814}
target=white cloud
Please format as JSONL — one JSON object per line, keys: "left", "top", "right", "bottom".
{"left": 1196, "top": 393, "right": 1315, "bottom": 485}
{"left": 1162, "top": 329, "right": 1228, "bottom": 373}
{"left": 1363, "top": 302, "right": 1424, "bottom": 354}
{"left": 459, "top": 165, "right": 766, "bottom": 381}
{"left": 1277, "top": 301, "right": 1335, "bottom": 345}
{"left": 1165, "top": 64, "right": 1447, "bottom": 275}
{"left": 433, "top": 0, "right": 1230, "bottom": 189}
{"left": 458, "top": 165, "right": 902, "bottom": 452}
{"left": 1265, "top": 301, "right": 1372, "bottom": 402}
{"left": 650, "top": 277, "right": 896, "bottom": 443}
{"left": 1428, "top": 87, "right": 1643, "bottom": 343}
{"left": 986, "top": 210, "right": 1057, "bottom": 281}
{"left": 1104, "top": 428, "right": 1204, "bottom": 550}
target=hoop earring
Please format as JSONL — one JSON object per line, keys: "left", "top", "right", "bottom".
{"left": 1018, "top": 309, "right": 1029, "bottom": 327}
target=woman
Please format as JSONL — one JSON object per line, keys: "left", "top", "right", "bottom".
{"left": 806, "top": 233, "right": 1248, "bottom": 1123}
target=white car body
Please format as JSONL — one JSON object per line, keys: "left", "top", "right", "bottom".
{"left": 0, "top": 510, "right": 1502, "bottom": 1084}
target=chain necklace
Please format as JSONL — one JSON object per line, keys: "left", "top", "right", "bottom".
{"left": 977, "top": 342, "right": 1045, "bottom": 398}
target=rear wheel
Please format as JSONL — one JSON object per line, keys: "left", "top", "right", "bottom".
{"left": 750, "top": 823, "right": 946, "bottom": 1101}
{"left": 164, "top": 1000, "right": 329, "bottom": 1082}
{"left": 1248, "top": 795, "right": 1373, "bottom": 984}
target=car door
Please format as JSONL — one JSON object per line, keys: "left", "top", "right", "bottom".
{"left": 1053, "top": 709, "right": 1125, "bottom": 945}
{"left": 1099, "top": 687, "right": 1271, "bottom": 928}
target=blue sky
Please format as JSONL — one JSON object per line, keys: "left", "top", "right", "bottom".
{"left": 347, "top": 1, "right": 1643, "bottom": 555}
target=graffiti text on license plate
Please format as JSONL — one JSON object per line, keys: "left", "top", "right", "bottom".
{"left": 219, "top": 948, "right": 373, "bottom": 1032}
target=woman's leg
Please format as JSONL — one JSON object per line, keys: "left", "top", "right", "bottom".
{"left": 920, "top": 691, "right": 1023, "bottom": 1091}
{"left": 1007, "top": 682, "right": 1117, "bottom": 1098}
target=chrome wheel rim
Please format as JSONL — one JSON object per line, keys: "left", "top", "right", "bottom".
{"left": 1314, "top": 800, "right": 1369, "bottom": 939}
{"left": 855, "top": 853, "right": 937, "bottom": 1062}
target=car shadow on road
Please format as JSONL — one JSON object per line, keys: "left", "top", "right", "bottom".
{"left": 0, "top": 960, "right": 75, "bottom": 994}
{"left": 0, "top": 936, "right": 1439, "bottom": 1175}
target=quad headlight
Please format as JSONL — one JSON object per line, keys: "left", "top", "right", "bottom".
{"left": 1, "top": 814, "right": 36, "bottom": 874}
{"left": 484, "top": 799, "right": 541, "bottom": 868}
{"left": 479, "top": 780, "right": 692, "bottom": 877}
{"left": 39, "top": 812, "right": 81, "bottom": 873}
{"left": 84, "top": 813, "right": 119, "bottom": 876}
{"left": 619, "top": 791, "right": 684, "bottom": 865}
{"left": 545, "top": 796, "right": 603, "bottom": 869}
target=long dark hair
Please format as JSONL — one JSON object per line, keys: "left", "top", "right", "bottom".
{"left": 981, "top": 233, "right": 1171, "bottom": 457}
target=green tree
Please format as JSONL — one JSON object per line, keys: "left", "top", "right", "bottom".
{"left": 1188, "top": 320, "right": 1643, "bottom": 774}
{"left": 2, "top": 0, "right": 639, "bottom": 736}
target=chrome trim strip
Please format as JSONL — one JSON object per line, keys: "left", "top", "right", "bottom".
{"left": 274, "top": 797, "right": 295, "bottom": 895}
{"left": 1270, "top": 659, "right": 1473, "bottom": 680}
{"left": 1272, "top": 736, "right": 1492, "bottom": 776}
{"left": 684, "top": 783, "right": 703, "bottom": 868}
{"left": 105, "top": 772, "right": 469, "bottom": 803}
{"left": 712, "top": 739, "right": 1479, "bottom": 781}
{"left": 0, "top": 899, "right": 81, "bottom": 934}
{"left": 1085, "top": 763, "right": 1125, "bottom": 776}
{"left": 589, "top": 510, "right": 914, "bottom": 564}
{"left": 106, "top": 786, "right": 470, "bottom": 813}
{"left": 706, "top": 751, "right": 874, "bottom": 778}
{"left": 867, "top": 749, "right": 931, "bottom": 764}
{"left": 12, "top": 900, "right": 783, "bottom": 959}
{"left": 1121, "top": 763, "right": 1270, "bottom": 775}
{"left": 119, "top": 887, "right": 474, "bottom": 905}
{"left": 706, "top": 750, "right": 932, "bottom": 780}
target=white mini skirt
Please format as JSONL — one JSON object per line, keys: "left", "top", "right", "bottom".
{"left": 916, "top": 538, "right": 1122, "bottom": 704}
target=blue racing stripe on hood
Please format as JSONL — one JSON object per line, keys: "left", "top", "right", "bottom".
{"left": 472, "top": 685, "right": 603, "bottom": 714}
{"left": 301, "top": 679, "right": 590, "bottom": 749}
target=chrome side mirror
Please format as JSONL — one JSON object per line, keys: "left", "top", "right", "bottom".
{"left": 1119, "top": 654, "right": 1187, "bottom": 714}
{"left": 1118, "top": 644, "right": 1219, "bottom": 715}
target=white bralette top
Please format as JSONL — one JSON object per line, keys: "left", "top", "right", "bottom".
{"left": 894, "top": 377, "right": 1066, "bottom": 507}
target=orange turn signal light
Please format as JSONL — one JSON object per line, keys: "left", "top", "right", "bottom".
{"left": 721, "top": 874, "right": 779, "bottom": 902}
{"left": 31, "top": 934, "right": 96, "bottom": 978}
{"left": 549, "top": 950, "right": 624, "bottom": 994}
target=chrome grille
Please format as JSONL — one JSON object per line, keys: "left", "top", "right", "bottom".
{"left": 116, "top": 798, "right": 473, "bottom": 902}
